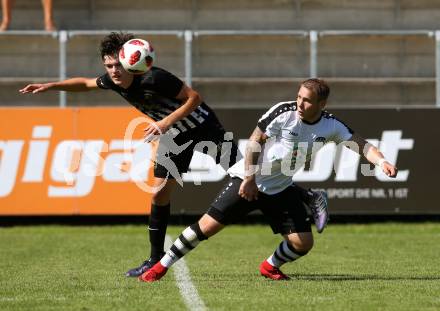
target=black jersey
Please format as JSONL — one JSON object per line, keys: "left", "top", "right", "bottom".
{"left": 96, "top": 66, "right": 213, "bottom": 134}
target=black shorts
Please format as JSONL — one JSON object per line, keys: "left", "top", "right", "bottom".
{"left": 207, "top": 177, "right": 312, "bottom": 234}
{"left": 153, "top": 116, "right": 241, "bottom": 179}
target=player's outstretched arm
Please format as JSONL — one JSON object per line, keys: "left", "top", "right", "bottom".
{"left": 19, "top": 77, "right": 98, "bottom": 94}
{"left": 348, "top": 134, "right": 398, "bottom": 178}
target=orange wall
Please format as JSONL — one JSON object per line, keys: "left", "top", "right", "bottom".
{"left": 0, "top": 107, "right": 155, "bottom": 215}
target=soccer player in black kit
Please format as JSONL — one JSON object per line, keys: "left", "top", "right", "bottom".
{"left": 20, "top": 32, "right": 242, "bottom": 277}
{"left": 20, "top": 32, "right": 329, "bottom": 277}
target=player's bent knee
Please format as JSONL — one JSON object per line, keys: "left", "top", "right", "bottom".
{"left": 151, "top": 192, "right": 170, "bottom": 205}
{"left": 198, "top": 214, "right": 224, "bottom": 238}
{"left": 151, "top": 178, "right": 175, "bottom": 205}
{"left": 151, "top": 185, "right": 174, "bottom": 205}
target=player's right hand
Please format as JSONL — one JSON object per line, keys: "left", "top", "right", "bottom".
{"left": 19, "top": 83, "right": 50, "bottom": 94}
{"left": 239, "top": 178, "right": 259, "bottom": 201}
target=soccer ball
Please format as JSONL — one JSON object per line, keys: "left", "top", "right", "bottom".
{"left": 119, "top": 39, "right": 155, "bottom": 74}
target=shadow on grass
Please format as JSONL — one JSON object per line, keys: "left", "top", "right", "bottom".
{"left": 289, "top": 274, "right": 440, "bottom": 281}
{"left": 191, "top": 272, "right": 440, "bottom": 283}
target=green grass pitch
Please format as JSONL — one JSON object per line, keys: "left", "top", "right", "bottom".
{"left": 1, "top": 223, "right": 439, "bottom": 310}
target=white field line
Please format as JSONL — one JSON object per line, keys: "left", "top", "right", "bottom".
{"left": 165, "top": 235, "right": 207, "bottom": 311}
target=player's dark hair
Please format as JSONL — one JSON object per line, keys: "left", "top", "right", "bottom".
{"left": 300, "top": 78, "right": 330, "bottom": 102}
{"left": 99, "top": 32, "right": 134, "bottom": 59}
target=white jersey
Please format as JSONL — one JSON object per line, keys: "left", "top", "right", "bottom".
{"left": 227, "top": 101, "right": 354, "bottom": 194}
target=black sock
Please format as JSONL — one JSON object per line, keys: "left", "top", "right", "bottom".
{"left": 148, "top": 203, "right": 170, "bottom": 261}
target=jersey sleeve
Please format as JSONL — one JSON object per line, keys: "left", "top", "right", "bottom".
{"left": 257, "top": 102, "right": 294, "bottom": 137}
{"left": 151, "top": 68, "right": 184, "bottom": 98}
{"left": 332, "top": 118, "right": 354, "bottom": 143}
{"left": 96, "top": 73, "right": 114, "bottom": 90}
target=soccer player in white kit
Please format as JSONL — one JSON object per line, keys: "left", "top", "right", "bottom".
{"left": 139, "top": 78, "right": 398, "bottom": 282}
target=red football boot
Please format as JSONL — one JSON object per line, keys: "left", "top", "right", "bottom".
{"left": 139, "top": 262, "right": 168, "bottom": 282}
{"left": 259, "top": 260, "right": 289, "bottom": 280}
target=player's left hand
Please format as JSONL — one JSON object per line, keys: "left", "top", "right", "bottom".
{"left": 382, "top": 161, "right": 398, "bottom": 178}
{"left": 144, "top": 120, "right": 170, "bottom": 141}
